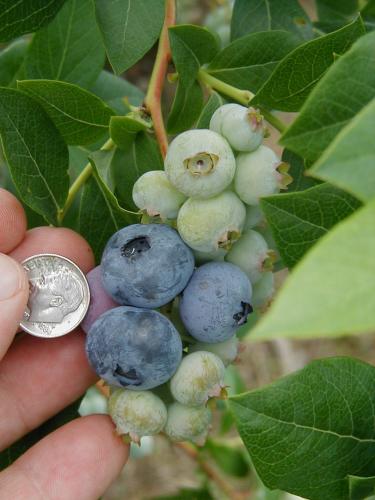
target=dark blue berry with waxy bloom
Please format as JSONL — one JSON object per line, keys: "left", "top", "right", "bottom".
{"left": 101, "top": 224, "right": 195, "bottom": 308}
{"left": 86, "top": 306, "right": 182, "bottom": 390}
{"left": 179, "top": 262, "right": 253, "bottom": 343}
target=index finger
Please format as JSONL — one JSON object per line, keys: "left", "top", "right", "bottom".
{"left": 0, "top": 189, "right": 27, "bottom": 253}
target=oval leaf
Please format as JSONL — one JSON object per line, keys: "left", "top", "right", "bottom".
{"left": 18, "top": 80, "right": 114, "bottom": 145}
{"left": 94, "top": 0, "right": 165, "bottom": 74}
{"left": 0, "top": 88, "right": 68, "bottom": 225}
{"left": 110, "top": 113, "right": 152, "bottom": 150}
{"left": 251, "top": 199, "right": 375, "bottom": 340}
{"left": 230, "top": 357, "right": 375, "bottom": 500}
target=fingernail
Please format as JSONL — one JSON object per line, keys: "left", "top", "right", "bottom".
{"left": 0, "top": 253, "right": 23, "bottom": 301}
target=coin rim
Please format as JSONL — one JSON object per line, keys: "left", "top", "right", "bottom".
{"left": 19, "top": 253, "right": 91, "bottom": 338}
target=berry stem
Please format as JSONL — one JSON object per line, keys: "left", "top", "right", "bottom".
{"left": 144, "top": 0, "right": 176, "bottom": 159}
{"left": 57, "top": 138, "right": 114, "bottom": 225}
{"left": 197, "top": 69, "right": 287, "bottom": 134}
{"left": 176, "top": 442, "right": 245, "bottom": 500}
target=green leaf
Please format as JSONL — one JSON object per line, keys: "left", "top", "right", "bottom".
{"left": 169, "top": 25, "right": 219, "bottom": 87}
{"left": 349, "top": 475, "right": 375, "bottom": 499}
{"left": 0, "top": 87, "right": 68, "bottom": 224}
{"left": 94, "top": 0, "right": 165, "bottom": 74}
{"left": 110, "top": 113, "right": 152, "bottom": 150}
{"left": 207, "top": 31, "right": 300, "bottom": 93}
{"left": 0, "top": 38, "right": 28, "bottom": 87}
{"left": 152, "top": 488, "right": 214, "bottom": 500}
{"left": 231, "top": 0, "right": 313, "bottom": 41}
{"left": 204, "top": 439, "right": 250, "bottom": 477}
{"left": 309, "top": 96, "right": 375, "bottom": 202}
{"left": 79, "top": 148, "right": 138, "bottom": 261}
{"left": 0, "top": 0, "right": 66, "bottom": 42}
{"left": 362, "top": 0, "right": 375, "bottom": 31}
{"left": 261, "top": 183, "right": 361, "bottom": 268}
{"left": 18, "top": 80, "right": 114, "bottom": 146}
{"left": 90, "top": 70, "right": 144, "bottom": 115}
{"left": 196, "top": 92, "right": 224, "bottom": 129}
{"left": 167, "top": 80, "right": 204, "bottom": 134}
{"left": 24, "top": 0, "right": 105, "bottom": 88}
{"left": 112, "top": 133, "right": 163, "bottom": 212}
{"left": 230, "top": 357, "right": 375, "bottom": 500}
{"left": 283, "top": 149, "right": 320, "bottom": 192}
{"left": 253, "top": 17, "right": 365, "bottom": 112}
{"left": 0, "top": 398, "right": 82, "bottom": 470}
{"left": 316, "top": 0, "right": 359, "bottom": 32}
{"left": 250, "top": 199, "right": 375, "bottom": 340}
{"left": 281, "top": 31, "right": 375, "bottom": 161}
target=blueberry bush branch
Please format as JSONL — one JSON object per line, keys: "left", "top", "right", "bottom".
{"left": 144, "top": 0, "right": 176, "bottom": 158}
{"left": 198, "top": 68, "right": 287, "bottom": 134}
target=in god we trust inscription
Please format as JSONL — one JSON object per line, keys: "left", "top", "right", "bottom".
{"left": 20, "top": 254, "right": 90, "bottom": 338}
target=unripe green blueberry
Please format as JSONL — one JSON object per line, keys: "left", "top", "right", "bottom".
{"left": 132, "top": 170, "right": 186, "bottom": 219}
{"left": 226, "top": 229, "right": 276, "bottom": 284}
{"left": 189, "top": 336, "right": 239, "bottom": 367}
{"left": 164, "top": 402, "right": 212, "bottom": 445}
{"left": 209, "top": 103, "right": 239, "bottom": 135}
{"left": 252, "top": 271, "right": 275, "bottom": 309}
{"left": 192, "top": 247, "right": 227, "bottom": 264}
{"left": 234, "top": 145, "right": 292, "bottom": 205}
{"left": 177, "top": 191, "right": 246, "bottom": 253}
{"left": 164, "top": 129, "right": 236, "bottom": 198}
{"left": 108, "top": 389, "right": 167, "bottom": 444}
{"left": 170, "top": 351, "right": 226, "bottom": 406}
{"left": 244, "top": 205, "right": 265, "bottom": 230}
{"left": 211, "top": 104, "right": 266, "bottom": 152}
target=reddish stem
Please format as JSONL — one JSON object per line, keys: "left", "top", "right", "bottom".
{"left": 144, "top": 0, "right": 176, "bottom": 158}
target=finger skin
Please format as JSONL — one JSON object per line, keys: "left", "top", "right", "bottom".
{"left": 0, "top": 415, "right": 129, "bottom": 500}
{"left": 0, "top": 189, "right": 27, "bottom": 253}
{"left": 0, "top": 254, "right": 29, "bottom": 359}
{"left": 10, "top": 227, "right": 95, "bottom": 273}
{"left": 0, "top": 331, "right": 97, "bottom": 450}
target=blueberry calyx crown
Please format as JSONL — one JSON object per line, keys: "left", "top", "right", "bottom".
{"left": 184, "top": 152, "right": 218, "bottom": 176}
{"left": 114, "top": 364, "right": 142, "bottom": 387}
{"left": 121, "top": 236, "right": 151, "bottom": 259}
{"left": 233, "top": 301, "right": 253, "bottom": 326}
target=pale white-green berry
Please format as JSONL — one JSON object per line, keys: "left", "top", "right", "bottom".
{"left": 164, "top": 129, "right": 236, "bottom": 198}
{"left": 244, "top": 205, "right": 265, "bottom": 230}
{"left": 252, "top": 272, "right": 275, "bottom": 309}
{"left": 132, "top": 170, "right": 186, "bottom": 219}
{"left": 209, "top": 103, "right": 239, "bottom": 134}
{"left": 192, "top": 247, "right": 227, "bottom": 264}
{"left": 189, "top": 336, "right": 239, "bottom": 367}
{"left": 108, "top": 389, "right": 167, "bottom": 444}
{"left": 226, "top": 229, "right": 276, "bottom": 284}
{"left": 170, "top": 351, "right": 226, "bottom": 406}
{"left": 177, "top": 191, "right": 246, "bottom": 253}
{"left": 164, "top": 402, "right": 212, "bottom": 445}
{"left": 234, "top": 145, "right": 292, "bottom": 205}
{"left": 213, "top": 104, "right": 265, "bottom": 152}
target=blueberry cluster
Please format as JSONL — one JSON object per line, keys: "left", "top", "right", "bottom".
{"left": 83, "top": 104, "right": 288, "bottom": 445}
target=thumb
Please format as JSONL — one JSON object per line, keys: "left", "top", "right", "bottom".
{"left": 0, "top": 253, "right": 29, "bottom": 360}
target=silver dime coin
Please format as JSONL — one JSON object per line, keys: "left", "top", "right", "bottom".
{"left": 20, "top": 254, "right": 90, "bottom": 338}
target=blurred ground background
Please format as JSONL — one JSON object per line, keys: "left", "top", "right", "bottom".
{"left": 76, "top": 1, "right": 375, "bottom": 498}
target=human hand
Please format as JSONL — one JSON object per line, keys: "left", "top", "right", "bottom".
{"left": 0, "top": 189, "right": 128, "bottom": 499}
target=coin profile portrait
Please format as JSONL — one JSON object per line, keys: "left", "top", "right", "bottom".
{"left": 28, "top": 268, "right": 84, "bottom": 323}
{"left": 20, "top": 254, "right": 90, "bottom": 338}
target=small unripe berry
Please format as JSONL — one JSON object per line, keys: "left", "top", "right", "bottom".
{"left": 226, "top": 229, "right": 276, "bottom": 284}
{"left": 244, "top": 205, "right": 265, "bottom": 230}
{"left": 234, "top": 145, "right": 292, "bottom": 205}
{"left": 177, "top": 191, "right": 246, "bottom": 253}
{"left": 252, "top": 271, "right": 275, "bottom": 309}
{"left": 170, "top": 351, "right": 226, "bottom": 406}
{"left": 108, "top": 389, "right": 167, "bottom": 444}
{"left": 132, "top": 170, "right": 186, "bottom": 219}
{"left": 164, "top": 129, "right": 236, "bottom": 198}
{"left": 189, "top": 336, "right": 239, "bottom": 366}
{"left": 210, "top": 104, "right": 266, "bottom": 152}
{"left": 164, "top": 402, "right": 212, "bottom": 445}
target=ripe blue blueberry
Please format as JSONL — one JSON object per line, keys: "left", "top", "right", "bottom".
{"left": 101, "top": 223, "right": 194, "bottom": 308}
{"left": 86, "top": 306, "right": 182, "bottom": 390}
{"left": 179, "top": 262, "right": 252, "bottom": 343}
{"left": 170, "top": 351, "right": 226, "bottom": 406}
